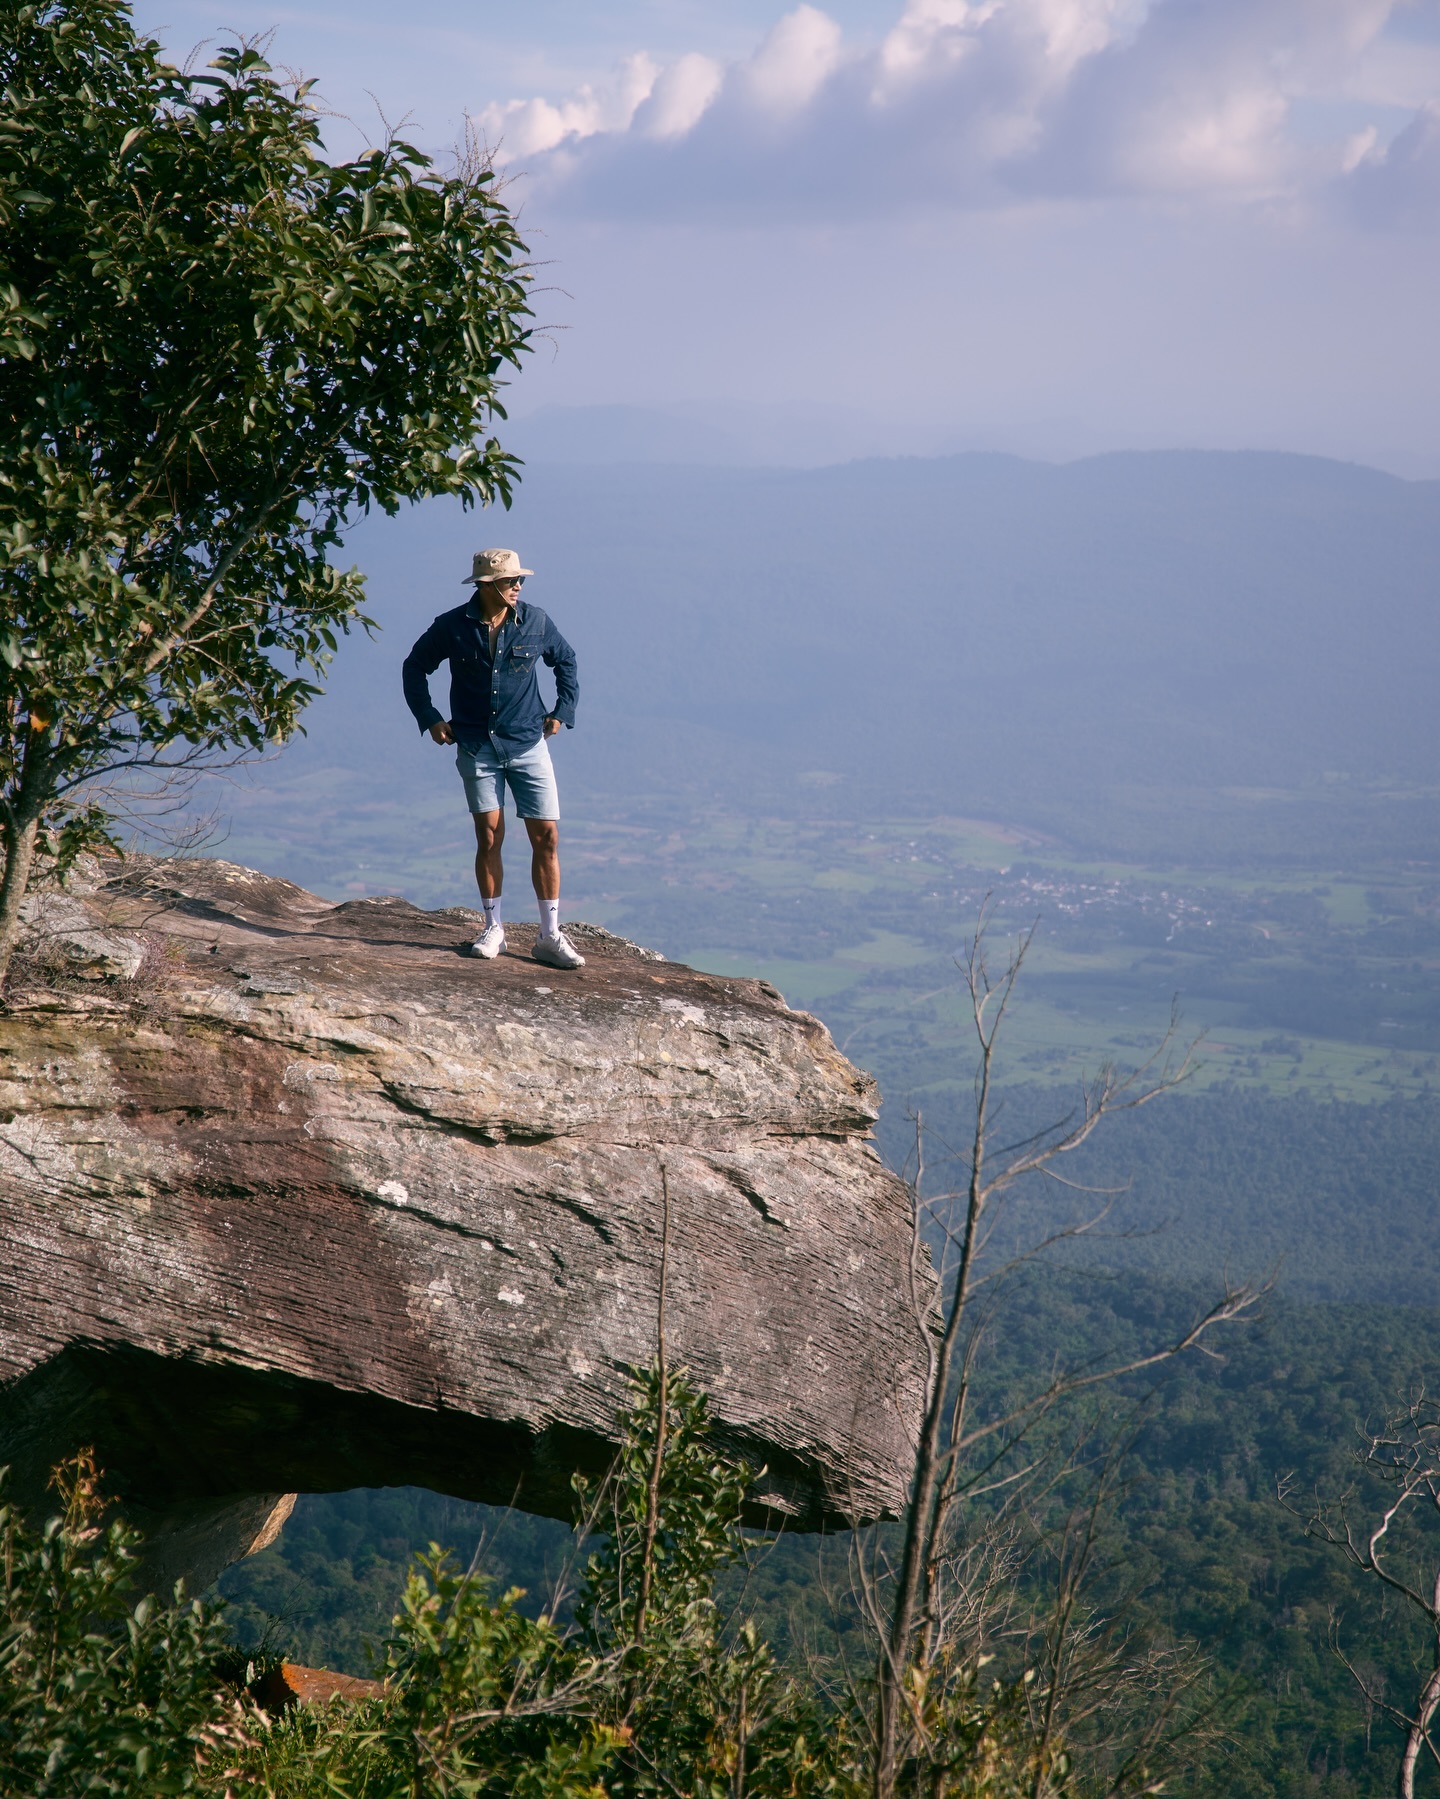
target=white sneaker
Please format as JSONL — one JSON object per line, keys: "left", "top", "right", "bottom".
{"left": 466, "top": 921, "right": 506, "bottom": 960}
{"left": 532, "top": 930, "right": 585, "bottom": 970}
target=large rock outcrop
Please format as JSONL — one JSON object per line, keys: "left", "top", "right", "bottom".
{"left": 0, "top": 859, "right": 929, "bottom": 1591}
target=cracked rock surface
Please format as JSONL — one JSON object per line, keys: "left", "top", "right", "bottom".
{"left": 0, "top": 859, "right": 929, "bottom": 1590}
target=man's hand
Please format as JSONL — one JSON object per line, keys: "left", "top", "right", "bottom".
{"left": 429, "top": 720, "right": 455, "bottom": 745}
{"left": 543, "top": 717, "right": 562, "bottom": 738}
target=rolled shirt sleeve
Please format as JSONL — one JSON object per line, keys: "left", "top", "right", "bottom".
{"left": 401, "top": 620, "right": 449, "bottom": 734}
{"left": 542, "top": 618, "right": 579, "bottom": 728}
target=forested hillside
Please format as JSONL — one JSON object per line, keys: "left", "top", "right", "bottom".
{"left": 897, "top": 1085, "right": 1440, "bottom": 1304}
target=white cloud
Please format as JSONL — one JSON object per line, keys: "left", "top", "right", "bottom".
{"left": 478, "top": 51, "right": 660, "bottom": 159}
{"left": 635, "top": 53, "right": 726, "bottom": 140}
{"left": 1021, "top": 0, "right": 1400, "bottom": 197}
{"left": 477, "top": 0, "right": 1438, "bottom": 222}
{"left": 739, "top": 5, "right": 845, "bottom": 112}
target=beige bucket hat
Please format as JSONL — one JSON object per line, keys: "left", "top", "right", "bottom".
{"left": 464, "top": 547, "right": 533, "bottom": 585}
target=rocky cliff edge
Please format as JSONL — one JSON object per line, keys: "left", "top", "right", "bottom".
{"left": 0, "top": 858, "right": 930, "bottom": 1591}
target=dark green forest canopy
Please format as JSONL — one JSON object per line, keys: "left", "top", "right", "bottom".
{"left": 895, "top": 1085, "right": 1440, "bottom": 1305}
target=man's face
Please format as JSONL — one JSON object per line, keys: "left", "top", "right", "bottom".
{"left": 476, "top": 576, "right": 524, "bottom": 611}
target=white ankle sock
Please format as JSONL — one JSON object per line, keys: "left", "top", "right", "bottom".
{"left": 539, "top": 899, "right": 560, "bottom": 941}
{"left": 483, "top": 896, "right": 502, "bottom": 929}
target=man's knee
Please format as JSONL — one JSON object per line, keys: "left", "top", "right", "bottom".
{"left": 525, "top": 818, "right": 559, "bottom": 853}
{"left": 472, "top": 810, "right": 503, "bottom": 848}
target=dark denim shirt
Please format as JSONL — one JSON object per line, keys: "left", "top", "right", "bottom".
{"left": 401, "top": 598, "right": 578, "bottom": 756}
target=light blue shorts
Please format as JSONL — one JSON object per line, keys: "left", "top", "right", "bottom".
{"left": 455, "top": 735, "right": 559, "bottom": 820}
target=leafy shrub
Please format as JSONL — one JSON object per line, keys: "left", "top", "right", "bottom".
{"left": 0, "top": 1453, "right": 243, "bottom": 1796}
{"left": 1, "top": 1377, "right": 1069, "bottom": 1797}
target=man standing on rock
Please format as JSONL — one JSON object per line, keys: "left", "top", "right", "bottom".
{"left": 402, "top": 547, "right": 584, "bottom": 969}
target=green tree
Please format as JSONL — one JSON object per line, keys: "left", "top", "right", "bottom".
{"left": 370, "top": 1551, "right": 619, "bottom": 1799}
{"left": 0, "top": 1453, "right": 242, "bottom": 1796}
{"left": 0, "top": 0, "right": 532, "bottom": 977}
{"left": 574, "top": 1366, "right": 845, "bottom": 1799}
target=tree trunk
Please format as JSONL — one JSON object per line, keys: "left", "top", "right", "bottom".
{"left": 875, "top": 1075, "right": 991, "bottom": 1799}
{"left": 0, "top": 810, "right": 41, "bottom": 988}
{"left": 1399, "top": 1617, "right": 1440, "bottom": 1798}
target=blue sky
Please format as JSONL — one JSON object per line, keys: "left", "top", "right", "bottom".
{"left": 132, "top": 0, "right": 1440, "bottom": 473}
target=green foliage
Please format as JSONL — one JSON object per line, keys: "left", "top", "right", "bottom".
{"left": 230, "top": 1554, "right": 618, "bottom": 1799}
{"left": 4, "top": 1367, "right": 1237, "bottom": 1798}
{"left": 895, "top": 1659, "right": 1050, "bottom": 1799}
{"left": 0, "top": 1456, "right": 240, "bottom": 1796}
{"left": 574, "top": 1366, "right": 849, "bottom": 1798}
{"left": 376, "top": 1550, "right": 615, "bottom": 1799}
{"left": 576, "top": 1364, "right": 752, "bottom": 1652}
{"left": 0, "top": 0, "right": 531, "bottom": 955}
{"left": 217, "top": 1287, "right": 1440, "bottom": 1798}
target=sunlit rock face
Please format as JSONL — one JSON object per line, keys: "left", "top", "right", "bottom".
{"left": 0, "top": 858, "right": 928, "bottom": 1591}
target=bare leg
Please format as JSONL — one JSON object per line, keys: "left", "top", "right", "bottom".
{"left": 472, "top": 810, "right": 504, "bottom": 899}
{"left": 525, "top": 818, "right": 559, "bottom": 902}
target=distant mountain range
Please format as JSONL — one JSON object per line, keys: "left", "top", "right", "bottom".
{"left": 237, "top": 448, "right": 1440, "bottom": 868}
{"left": 500, "top": 405, "right": 1440, "bottom": 482}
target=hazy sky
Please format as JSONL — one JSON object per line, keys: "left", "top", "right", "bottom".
{"left": 132, "top": 0, "right": 1440, "bottom": 472}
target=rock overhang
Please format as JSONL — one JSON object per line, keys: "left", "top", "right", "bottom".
{"left": 0, "top": 858, "right": 930, "bottom": 1587}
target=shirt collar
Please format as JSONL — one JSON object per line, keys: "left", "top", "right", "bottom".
{"left": 466, "top": 595, "right": 520, "bottom": 628}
